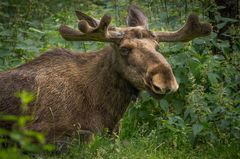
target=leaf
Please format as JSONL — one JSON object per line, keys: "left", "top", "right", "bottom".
{"left": 29, "top": 27, "right": 44, "bottom": 34}
{"left": 0, "top": 128, "right": 9, "bottom": 135}
{"left": 213, "top": 55, "right": 225, "bottom": 60}
{"left": 160, "top": 99, "right": 169, "bottom": 112}
{"left": 25, "top": 130, "right": 45, "bottom": 144}
{"left": 216, "top": 22, "right": 227, "bottom": 29}
{"left": 165, "top": 123, "right": 179, "bottom": 132}
{"left": 0, "top": 30, "right": 12, "bottom": 36}
{"left": 15, "top": 90, "right": 34, "bottom": 105}
{"left": 10, "top": 131, "right": 23, "bottom": 142}
{"left": 18, "top": 116, "right": 32, "bottom": 127}
{"left": 208, "top": 72, "right": 219, "bottom": 84}
{"left": 220, "top": 17, "right": 239, "bottom": 23}
{"left": 0, "top": 115, "right": 18, "bottom": 121}
{"left": 0, "top": 48, "right": 11, "bottom": 57}
{"left": 184, "top": 108, "right": 192, "bottom": 120}
{"left": 193, "top": 38, "right": 206, "bottom": 45}
{"left": 192, "top": 123, "right": 203, "bottom": 137}
{"left": 43, "top": 144, "right": 55, "bottom": 152}
{"left": 169, "top": 43, "right": 185, "bottom": 52}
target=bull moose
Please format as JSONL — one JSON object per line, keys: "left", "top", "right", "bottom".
{"left": 0, "top": 5, "right": 212, "bottom": 144}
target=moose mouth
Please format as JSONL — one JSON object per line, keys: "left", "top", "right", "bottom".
{"left": 143, "top": 79, "right": 165, "bottom": 99}
{"left": 146, "top": 86, "right": 164, "bottom": 99}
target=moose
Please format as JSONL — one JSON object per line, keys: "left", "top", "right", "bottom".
{"left": 0, "top": 6, "right": 212, "bottom": 144}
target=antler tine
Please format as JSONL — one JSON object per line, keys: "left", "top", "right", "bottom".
{"left": 76, "top": 11, "right": 116, "bottom": 32}
{"left": 78, "top": 20, "right": 94, "bottom": 33}
{"left": 59, "top": 14, "right": 123, "bottom": 42}
{"left": 75, "top": 10, "right": 99, "bottom": 27}
{"left": 97, "top": 14, "right": 112, "bottom": 33}
{"left": 59, "top": 25, "right": 83, "bottom": 41}
{"left": 154, "top": 13, "right": 212, "bottom": 42}
{"left": 78, "top": 14, "right": 111, "bottom": 33}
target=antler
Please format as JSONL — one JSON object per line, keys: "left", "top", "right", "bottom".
{"left": 59, "top": 14, "right": 123, "bottom": 42}
{"left": 75, "top": 10, "right": 116, "bottom": 31}
{"left": 60, "top": 10, "right": 212, "bottom": 43}
{"left": 154, "top": 13, "right": 212, "bottom": 42}
{"left": 75, "top": 10, "right": 99, "bottom": 28}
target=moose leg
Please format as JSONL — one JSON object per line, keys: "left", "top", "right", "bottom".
{"left": 77, "top": 129, "right": 95, "bottom": 143}
{"left": 112, "top": 122, "right": 121, "bottom": 137}
{"left": 55, "top": 129, "right": 94, "bottom": 153}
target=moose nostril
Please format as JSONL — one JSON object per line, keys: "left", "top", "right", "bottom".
{"left": 152, "top": 84, "right": 161, "bottom": 92}
{"left": 146, "top": 75, "right": 152, "bottom": 84}
{"left": 165, "top": 88, "right": 172, "bottom": 94}
{"left": 152, "top": 84, "right": 173, "bottom": 94}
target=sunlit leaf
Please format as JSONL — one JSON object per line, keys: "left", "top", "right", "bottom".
{"left": 192, "top": 123, "right": 203, "bottom": 137}
{"left": 160, "top": 99, "right": 169, "bottom": 112}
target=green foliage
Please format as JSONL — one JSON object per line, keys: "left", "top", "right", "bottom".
{"left": 0, "top": 91, "right": 54, "bottom": 159}
{"left": 0, "top": 0, "right": 239, "bottom": 158}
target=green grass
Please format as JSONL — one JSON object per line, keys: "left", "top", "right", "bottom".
{"left": 42, "top": 135, "right": 239, "bottom": 159}
{"left": 1, "top": 132, "right": 239, "bottom": 159}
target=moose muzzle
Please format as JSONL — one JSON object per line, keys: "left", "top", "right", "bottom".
{"left": 144, "top": 65, "right": 179, "bottom": 94}
{"left": 151, "top": 73, "right": 179, "bottom": 94}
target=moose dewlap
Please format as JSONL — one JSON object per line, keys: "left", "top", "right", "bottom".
{"left": 0, "top": 5, "right": 212, "bottom": 144}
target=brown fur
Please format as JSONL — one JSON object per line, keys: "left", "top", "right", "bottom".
{"left": 0, "top": 37, "right": 176, "bottom": 142}
{"left": 0, "top": 46, "right": 135, "bottom": 138}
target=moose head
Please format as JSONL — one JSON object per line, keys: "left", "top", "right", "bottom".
{"left": 59, "top": 5, "right": 212, "bottom": 98}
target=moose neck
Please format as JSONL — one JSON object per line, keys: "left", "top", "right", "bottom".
{"left": 77, "top": 45, "right": 139, "bottom": 131}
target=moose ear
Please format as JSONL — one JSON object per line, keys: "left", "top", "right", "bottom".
{"left": 126, "top": 5, "right": 148, "bottom": 29}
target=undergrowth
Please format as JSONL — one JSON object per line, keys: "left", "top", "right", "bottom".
{"left": 0, "top": 0, "right": 239, "bottom": 158}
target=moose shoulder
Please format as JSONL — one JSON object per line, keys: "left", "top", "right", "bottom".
{"left": 0, "top": 5, "right": 212, "bottom": 144}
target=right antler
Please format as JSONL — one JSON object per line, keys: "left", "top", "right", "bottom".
{"left": 59, "top": 14, "right": 124, "bottom": 42}
{"left": 154, "top": 14, "right": 212, "bottom": 42}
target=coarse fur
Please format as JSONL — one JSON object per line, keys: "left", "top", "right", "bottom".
{"left": 0, "top": 47, "right": 139, "bottom": 142}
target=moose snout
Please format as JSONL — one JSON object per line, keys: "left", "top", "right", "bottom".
{"left": 145, "top": 72, "right": 179, "bottom": 94}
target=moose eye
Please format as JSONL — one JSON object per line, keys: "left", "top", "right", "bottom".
{"left": 120, "top": 47, "right": 131, "bottom": 56}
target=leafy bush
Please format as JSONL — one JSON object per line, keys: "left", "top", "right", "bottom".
{"left": 0, "top": 91, "right": 54, "bottom": 159}
{"left": 0, "top": 0, "right": 239, "bottom": 158}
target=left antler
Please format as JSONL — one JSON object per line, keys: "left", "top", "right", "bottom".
{"left": 59, "top": 14, "right": 123, "bottom": 42}
{"left": 75, "top": 10, "right": 99, "bottom": 28}
{"left": 154, "top": 13, "right": 212, "bottom": 42}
